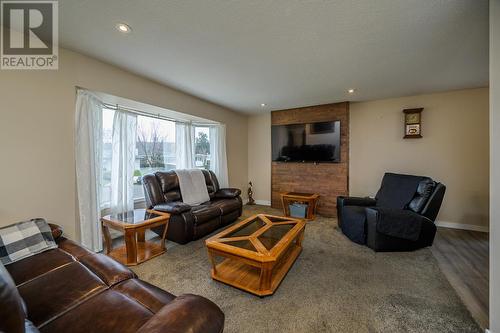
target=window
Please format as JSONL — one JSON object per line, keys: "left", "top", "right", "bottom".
{"left": 75, "top": 90, "right": 228, "bottom": 251}
{"left": 194, "top": 126, "right": 210, "bottom": 170}
{"left": 135, "top": 115, "right": 176, "bottom": 199}
{"left": 101, "top": 108, "right": 177, "bottom": 206}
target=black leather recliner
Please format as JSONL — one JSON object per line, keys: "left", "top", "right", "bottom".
{"left": 142, "top": 170, "right": 242, "bottom": 244}
{"left": 337, "top": 173, "right": 446, "bottom": 252}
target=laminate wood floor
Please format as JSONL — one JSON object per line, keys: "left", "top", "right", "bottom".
{"left": 431, "top": 227, "right": 489, "bottom": 329}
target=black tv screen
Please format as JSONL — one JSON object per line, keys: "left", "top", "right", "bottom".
{"left": 271, "top": 121, "right": 341, "bottom": 163}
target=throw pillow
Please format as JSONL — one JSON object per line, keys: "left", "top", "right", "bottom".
{"left": 0, "top": 218, "right": 58, "bottom": 265}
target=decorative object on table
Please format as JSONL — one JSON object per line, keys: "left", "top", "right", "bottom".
{"left": 337, "top": 172, "right": 446, "bottom": 252}
{"left": 101, "top": 209, "right": 170, "bottom": 266}
{"left": 247, "top": 181, "right": 255, "bottom": 205}
{"left": 205, "top": 214, "right": 305, "bottom": 297}
{"left": 280, "top": 192, "right": 320, "bottom": 220}
{"left": 403, "top": 108, "right": 423, "bottom": 138}
{"left": 289, "top": 203, "right": 308, "bottom": 218}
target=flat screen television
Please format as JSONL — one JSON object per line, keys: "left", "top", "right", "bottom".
{"left": 271, "top": 121, "right": 341, "bottom": 163}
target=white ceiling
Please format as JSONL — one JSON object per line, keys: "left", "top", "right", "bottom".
{"left": 59, "top": 0, "right": 489, "bottom": 114}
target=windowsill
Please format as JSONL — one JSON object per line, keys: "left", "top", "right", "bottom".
{"left": 100, "top": 198, "right": 147, "bottom": 216}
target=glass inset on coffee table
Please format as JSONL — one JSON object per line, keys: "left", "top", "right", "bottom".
{"left": 101, "top": 209, "right": 170, "bottom": 266}
{"left": 205, "top": 214, "right": 306, "bottom": 296}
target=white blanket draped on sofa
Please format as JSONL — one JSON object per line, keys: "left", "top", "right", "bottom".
{"left": 174, "top": 169, "right": 211, "bottom": 205}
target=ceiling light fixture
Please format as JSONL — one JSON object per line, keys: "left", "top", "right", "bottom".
{"left": 348, "top": 89, "right": 355, "bottom": 94}
{"left": 116, "top": 23, "right": 132, "bottom": 33}
{"left": 260, "top": 103, "right": 267, "bottom": 107}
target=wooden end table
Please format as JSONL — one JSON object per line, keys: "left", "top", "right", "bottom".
{"left": 101, "top": 209, "right": 170, "bottom": 266}
{"left": 280, "top": 192, "right": 320, "bottom": 220}
{"left": 206, "top": 214, "right": 306, "bottom": 297}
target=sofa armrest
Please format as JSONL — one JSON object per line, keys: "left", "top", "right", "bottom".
{"left": 365, "top": 208, "right": 436, "bottom": 251}
{"left": 48, "top": 223, "right": 63, "bottom": 240}
{"left": 215, "top": 188, "right": 241, "bottom": 199}
{"left": 153, "top": 202, "right": 191, "bottom": 215}
{"left": 136, "top": 294, "right": 224, "bottom": 333}
{"left": 337, "top": 196, "right": 376, "bottom": 207}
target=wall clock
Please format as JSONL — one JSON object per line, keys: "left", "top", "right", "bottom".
{"left": 403, "top": 108, "right": 423, "bottom": 139}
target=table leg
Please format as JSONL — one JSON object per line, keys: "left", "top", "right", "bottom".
{"left": 207, "top": 249, "right": 217, "bottom": 275}
{"left": 259, "top": 263, "right": 273, "bottom": 292}
{"left": 307, "top": 199, "right": 313, "bottom": 220}
{"left": 125, "top": 229, "right": 138, "bottom": 265}
{"left": 282, "top": 197, "right": 289, "bottom": 217}
{"left": 296, "top": 228, "right": 305, "bottom": 248}
{"left": 101, "top": 222, "right": 112, "bottom": 254}
{"left": 160, "top": 222, "right": 169, "bottom": 251}
{"left": 137, "top": 229, "right": 145, "bottom": 243}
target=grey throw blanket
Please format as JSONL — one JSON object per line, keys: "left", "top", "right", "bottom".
{"left": 375, "top": 174, "right": 424, "bottom": 209}
{"left": 174, "top": 169, "right": 210, "bottom": 205}
{"left": 374, "top": 208, "right": 424, "bottom": 241}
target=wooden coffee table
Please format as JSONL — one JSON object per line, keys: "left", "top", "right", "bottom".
{"left": 101, "top": 209, "right": 170, "bottom": 266}
{"left": 205, "top": 214, "right": 306, "bottom": 297}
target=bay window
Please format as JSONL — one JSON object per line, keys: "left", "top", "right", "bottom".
{"left": 75, "top": 90, "right": 228, "bottom": 251}
{"left": 99, "top": 108, "right": 219, "bottom": 208}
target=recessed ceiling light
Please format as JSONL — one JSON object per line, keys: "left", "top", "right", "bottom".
{"left": 116, "top": 23, "right": 132, "bottom": 33}
{"left": 260, "top": 103, "right": 267, "bottom": 107}
{"left": 348, "top": 89, "right": 355, "bottom": 94}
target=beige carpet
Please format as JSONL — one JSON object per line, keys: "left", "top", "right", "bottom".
{"left": 131, "top": 205, "right": 481, "bottom": 333}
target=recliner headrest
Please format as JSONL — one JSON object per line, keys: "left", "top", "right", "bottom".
{"left": 408, "top": 179, "right": 436, "bottom": 213}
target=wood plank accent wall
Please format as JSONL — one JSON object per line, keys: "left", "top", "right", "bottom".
{"left": 271, "top": 102, "right": 349, "bottom": 217}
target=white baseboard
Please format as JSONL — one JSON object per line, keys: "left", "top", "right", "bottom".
{"left": 244, "top": 199, "right": 272, "bottom": 206}
{"left": 436, "top": 220, "right": 489, "bottom": 233}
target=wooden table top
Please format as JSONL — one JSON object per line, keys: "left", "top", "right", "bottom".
{"left": 101, "top": 209, "right": 170, "bottom": 229}
{"left": 281, "top": 192, "right": 320, "bottom": 199}
{"left": 206, "top": 214, "right": 305, "bottom": 263}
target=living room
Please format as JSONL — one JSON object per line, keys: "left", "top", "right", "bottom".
{"left": 0, "top": 1, "right": 499, "bottom": 333}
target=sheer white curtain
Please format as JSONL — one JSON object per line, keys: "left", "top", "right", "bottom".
{"left": 75, "top": 90, "right": 103, "bottom": 252}
{"left": 209, "top": 124, "right": 229, "bottom": 188}
{"left": 175, "top": 122, "right": 194, "bottom": 169}
{"left": 111, "top": 110, "right": 137, "bottom": 213}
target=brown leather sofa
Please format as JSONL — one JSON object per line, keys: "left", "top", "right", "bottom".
{"left": 0, "top": 225, "right": 224, "bottom": 333}
{"left": 142, "top": 170, "right": 242, "bottom": 244}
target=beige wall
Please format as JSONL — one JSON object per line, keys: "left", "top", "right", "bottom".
{"left": 248, "top": 113, "right": 272, "bottom": 203}
{"left": 351, "top": 88, "right": 489, "bottom": 228}
{"left": 490, "top": 1, "right": 500, "bottom": 331}
{"left": 0, "top": 48, "right": 248, "bottom": 240}
{"left": 247, "top": 88, "right": 490, "bottom": 229}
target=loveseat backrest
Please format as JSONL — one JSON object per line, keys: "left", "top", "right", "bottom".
{"left": 155, "top": 171, "right": 183, "bottom": 202}
{"left": 143, "top": 170, "right": 220, "bottom": 208}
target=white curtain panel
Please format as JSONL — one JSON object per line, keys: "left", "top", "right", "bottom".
{"left": 75, "top": 90, "right": 103, "bottom": 252}
{"left": 111, "top": 110, "right": 137, "bottom": 213}
{"left": 175, "top": 122, "right": 194, "bottom": 169}
{"left": 209, "top": 124, "right": 229, "bottom": 188}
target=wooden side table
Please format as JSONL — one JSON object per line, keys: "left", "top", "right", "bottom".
{"left": 101, "top": 209, "right": 170, "bottom": 266}
{"left": 280, "top": 192, "right": 320, "bottom": 220}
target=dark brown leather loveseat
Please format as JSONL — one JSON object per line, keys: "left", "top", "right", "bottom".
{"left": 142, "top": 170, "right": 242, "bottom": 244}
{"left": 0, "top": 225, "right": 224, "bottom": 333}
